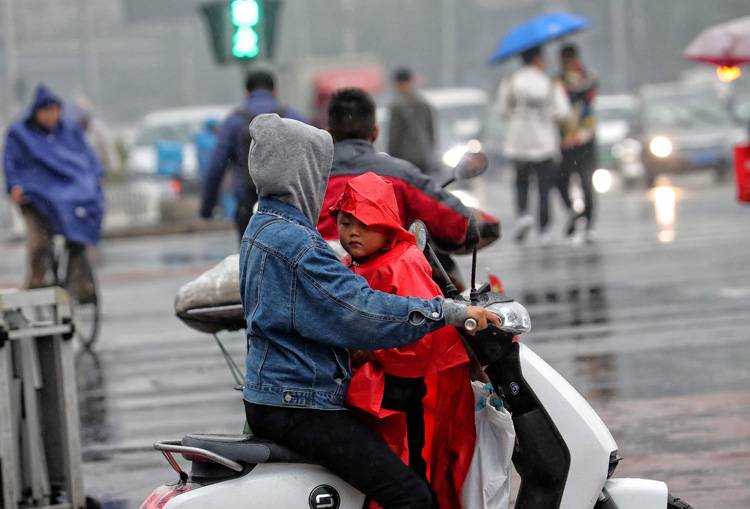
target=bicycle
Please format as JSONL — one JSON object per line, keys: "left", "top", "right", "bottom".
{"left": 49, "top": 236, "right": 101, "bottom": 348}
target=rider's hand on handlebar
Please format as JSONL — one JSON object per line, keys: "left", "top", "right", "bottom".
{"left": 463, "top": 306, "right": 501, "bottom": 335}
{"left": 10, "top": 186, "right": 24, "bottom": 205}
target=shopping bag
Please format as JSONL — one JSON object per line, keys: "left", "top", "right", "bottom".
{"left": 734, "top": 143, "right": 750, "bottom": 204}
{"left": 461, "top": 382, "right": 515, "bottom": 509}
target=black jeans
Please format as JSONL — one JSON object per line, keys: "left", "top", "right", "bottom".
{"left": 245, "top": 402, "right": 434, "bottom": 509}
{"left": 557, "top": 140, "right": 596, "bottom": 228}
{"left": 514, "top": 158, "right": 556, "bottom": 230}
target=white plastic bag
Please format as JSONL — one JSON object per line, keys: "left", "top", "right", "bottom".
{"left": 461, "top": 381, "right": 515, "bottom": 509}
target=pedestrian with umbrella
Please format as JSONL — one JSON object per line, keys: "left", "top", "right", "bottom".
{"left": 492, "top": 13, "right": 590, "bottom": 245}
{"left": 684, "top": 16, "right": 750, "bottom": 203}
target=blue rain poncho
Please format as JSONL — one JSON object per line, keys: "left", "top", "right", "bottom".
{"left": 3, "top": 85, "right": 104, "bottom": 245}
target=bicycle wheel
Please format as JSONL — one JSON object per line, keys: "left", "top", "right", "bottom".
{"left": 69, "top": 276, "right": 101, "bottom": 349}
{"left": 62, "top": 242, "right": 101, "bottom": 349}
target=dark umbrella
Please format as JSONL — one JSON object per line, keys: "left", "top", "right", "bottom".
{"left": 490, "top": 12, "right": 591, "bottom": 63}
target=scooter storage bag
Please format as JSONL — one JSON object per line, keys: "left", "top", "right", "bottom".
{"left": 735, "top": 143, "right": 750, "bottom": 204}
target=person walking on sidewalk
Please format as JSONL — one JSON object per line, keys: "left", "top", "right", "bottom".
{"left": 199, "top": 70, "right": 306, "bottom": 239}
{"left": 498, "top": 45, "right": 571, "bottom": 245}
{"left": 3, "top": 84, "right": 104, "bottom": 300}
{"left": 388, "top": 67, "right": 438, "bottom": 175}
{"left": 557, "top": 43, "right": 599, "bottom": 241}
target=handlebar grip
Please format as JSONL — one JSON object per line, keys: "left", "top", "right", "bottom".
{"left": 464, "top": 317, "right": 478, "bottom": 332}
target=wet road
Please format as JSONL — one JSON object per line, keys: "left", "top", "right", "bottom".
{"left": 1, "top": 173, "right": 748, "bottom": 508}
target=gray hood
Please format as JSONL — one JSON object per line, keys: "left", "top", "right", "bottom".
{"left": 248, "top": 114, "right": 334, "bottom": 224}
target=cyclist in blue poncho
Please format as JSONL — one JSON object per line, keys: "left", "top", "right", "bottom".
{"left": 3, "top": 84, "right": 104, "bottom": 299}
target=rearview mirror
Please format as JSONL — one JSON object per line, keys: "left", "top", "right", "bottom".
{"left": 454, "top": 151, "right": 489, "bottom": 181}
{"left": 408, "top": 220, "right": 428, "bottom": 252}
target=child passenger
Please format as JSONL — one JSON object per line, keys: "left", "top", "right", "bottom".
{"left": 331, "top": 172, "right": 476, "bottom": 509}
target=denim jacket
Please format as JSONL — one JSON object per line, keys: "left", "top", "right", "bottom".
{"left": 240, "top": 198, "right": 447, "bottom": 410}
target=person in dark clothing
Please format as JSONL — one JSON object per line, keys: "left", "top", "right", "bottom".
{"left": 318, "top": 88, "right": 492, "bottom": 253}
{"left": 317, "top": 88, "right": 499, "bottom": 291}
{"left": 557, "top": 43, "right": 599, "bottom": 241}
{"left": 388, "top": 68, "right": 437, "bottom": 175}
{"left": 198, "top": 70, "right": 305, "bottom": 239}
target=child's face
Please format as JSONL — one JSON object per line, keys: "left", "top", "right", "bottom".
{"left": 337, "top": 212, "right": 389, "bottom": 261}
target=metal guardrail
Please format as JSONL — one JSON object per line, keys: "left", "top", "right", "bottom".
{"left": 0, "top": 288, "right": 84, "bottom": 509}
{"left": 0, "top": 180, "right": 170, "bottom": 241}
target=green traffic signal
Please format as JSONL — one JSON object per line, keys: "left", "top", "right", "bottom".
{"left": 230, "top": 0, "right": 260, "bottom": 59}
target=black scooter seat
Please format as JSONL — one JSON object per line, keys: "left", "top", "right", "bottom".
{"left": 182, "top": 434, "right": 306, "bottom": 465}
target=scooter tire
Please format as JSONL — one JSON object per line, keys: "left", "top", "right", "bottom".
{"left": 667, "top": 493, "right": 693, "bottom": 509}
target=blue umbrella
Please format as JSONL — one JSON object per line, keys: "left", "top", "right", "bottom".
{"left": 490, "top": 12, "right": 591, "bottom": 63}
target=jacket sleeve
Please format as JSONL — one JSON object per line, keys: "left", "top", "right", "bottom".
{"left": 294, "top": 242, "right": 447, "bottom": 350}
{"left": 3, "top": 132, "right": 24, "bottom": 194}
{"left": 199, "top": 113, "right": 238, "bottom": 218}
{"left": 392, "top": 172, "right": 477, "bottom": 248}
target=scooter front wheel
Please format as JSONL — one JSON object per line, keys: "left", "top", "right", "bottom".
{"left": 667, "top": 493, "right": 693, "bottom": 509}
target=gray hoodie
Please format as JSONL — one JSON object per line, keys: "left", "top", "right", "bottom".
{"left": 248, "top": 114, "right": 334, "bottom": 224}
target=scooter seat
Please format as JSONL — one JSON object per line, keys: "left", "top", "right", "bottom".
{"left": 182, "top": 433, "right": 306, "bottom": 465}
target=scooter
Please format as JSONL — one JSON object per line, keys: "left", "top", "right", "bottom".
{"left": 146, "top": 212, "right": 693, "bottom": 509}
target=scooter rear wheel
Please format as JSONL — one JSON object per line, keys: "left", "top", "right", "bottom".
{"left": 667, "top": 493, "right": 693, "bottom": 509}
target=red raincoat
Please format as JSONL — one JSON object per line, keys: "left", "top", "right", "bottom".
{"left": 331, "top": 172, "right": 476, "bottom": 509}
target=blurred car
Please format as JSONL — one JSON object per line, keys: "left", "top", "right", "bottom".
{"left": 633, "top": 83, "right": 746, "bottom": 186}
{"left": 594, "top": 94, "right": 637, "bottom": 169}
{"left": 376, "top": 87, "right": 489, "bottom": 176}
{"left": 125, "top": 106, "right": 231, "bottom": 182}
{"left": 732, "top": 91, "right": 750, "bottom": 129}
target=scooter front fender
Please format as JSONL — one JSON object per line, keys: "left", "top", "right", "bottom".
{"left": 164, "top": 463, "right": 365, "bottom": 509}
{"left": 605, "top": 478, "right": 668, "bottom": 509}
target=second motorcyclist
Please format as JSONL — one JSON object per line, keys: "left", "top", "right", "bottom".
{"left": 316, "top": 88, "right": 496, "bottom": 290}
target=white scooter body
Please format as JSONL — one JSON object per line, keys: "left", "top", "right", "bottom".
{"left": 518, "top": 344, "right": 667, "bottom": 509}
{"left": 154, "top": 341, "right": 667, "bottom": 509}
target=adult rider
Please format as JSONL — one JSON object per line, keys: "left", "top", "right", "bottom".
{"left": 240, "top": 113, "right": 499, "bottom": 509}
{"left": 317, "top": 88, "right": 498, "bottom": 290}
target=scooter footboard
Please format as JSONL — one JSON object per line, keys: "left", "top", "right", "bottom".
{"left": 164, "top": 463, "right": 365, "bottom": 509}
{"left": 605, "top": 478, "right": 668, "bottom": 509}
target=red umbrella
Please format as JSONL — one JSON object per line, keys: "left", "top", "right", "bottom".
{"left": 684, "top": 16, "right": 750, "bottom": 68}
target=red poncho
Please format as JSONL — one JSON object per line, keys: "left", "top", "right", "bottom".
{"left": 330, "top": 172, "right": 476, "bottom": 509}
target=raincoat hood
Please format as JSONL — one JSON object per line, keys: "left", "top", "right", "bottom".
{"left": 248, "top": 114, "right": 333, "bottom": 224}
{"left": 329, "top": 171, "right": 414, "bottom": 246}
{"left": 25, "top": 84, "right": 63, "bottom": 123}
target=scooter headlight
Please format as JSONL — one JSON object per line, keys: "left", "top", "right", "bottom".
{"left": 485, "top": 301, "right": 531, "bottom": 335}
{"left": 649, "top": 136, "right": 673, "bottom": 158}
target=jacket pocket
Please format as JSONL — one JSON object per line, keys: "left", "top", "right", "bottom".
{"left": 331, "top": 348, "right": 352, "bottom": 386}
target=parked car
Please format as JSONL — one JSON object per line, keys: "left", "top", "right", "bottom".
{"left": 125, "top": 106, "right": 231, "bottom": 182}
{"left": 633, "top": 83, "right": 746, "bottom": 186}
{"left": 376, "top": 87, "right": 489, "bottom": 176}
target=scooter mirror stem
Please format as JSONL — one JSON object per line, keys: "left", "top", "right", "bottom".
{"left": 469, "top": 247, "right": 479, "bottom": 304}
{"left": 425, "top": 243, "right": 460, "bottom": 299}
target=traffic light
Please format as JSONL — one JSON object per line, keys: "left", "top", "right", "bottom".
{"left": 199, "top": 0, "right": 283, "bottom": 65}
{"left": 230, "top": 0, "right": 260, "bottom": 59}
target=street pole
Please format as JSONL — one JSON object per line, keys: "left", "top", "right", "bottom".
{"left": 1, "top": 0, "right": 20, "bottom": 123}
{"left": 79, "top": 0, "right": 101, "bottom": 105}
{"left": 440, "top": 0, "right": 457, "bottom": 86}
{"left": 609, "top": 0, "right": 628, "bottom": 93}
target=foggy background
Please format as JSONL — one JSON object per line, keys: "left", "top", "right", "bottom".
{"left": 1, "top": 0, "right": 750, "bottom": 126}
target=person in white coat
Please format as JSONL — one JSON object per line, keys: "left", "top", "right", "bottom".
{"left": 498, "top": 45, "right": 571, "bottom": 245}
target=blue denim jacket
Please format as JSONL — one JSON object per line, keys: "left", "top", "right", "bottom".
{"left": 240, "top": 198, "right": 447, "bottom": 410}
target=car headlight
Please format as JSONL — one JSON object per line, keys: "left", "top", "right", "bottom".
{"left": 442, "top": 145, "right": 469, "bottom": 168}
{"left": 649, "top": 136, "right": 673, "bottom": 158}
